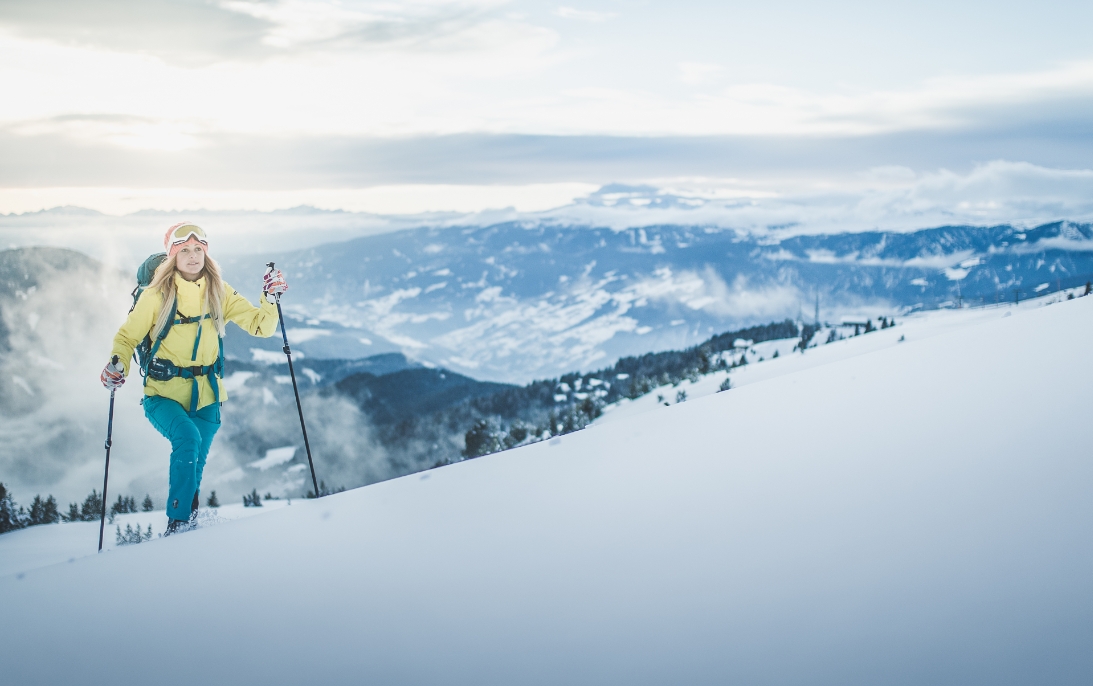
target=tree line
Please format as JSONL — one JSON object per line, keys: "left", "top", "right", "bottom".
{"left": 0, "top": 482, "right": 157, "bottom": 535}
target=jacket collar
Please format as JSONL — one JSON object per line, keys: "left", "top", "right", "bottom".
{"left": 173, "top": 272, "right": 207, "bottom": 314}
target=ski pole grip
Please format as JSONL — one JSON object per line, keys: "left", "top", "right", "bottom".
{"left": 265, "top": 261, "right": 276, "bottom": 276}
{"left": 111, "top": 355, "right": 119, "bottom": 365}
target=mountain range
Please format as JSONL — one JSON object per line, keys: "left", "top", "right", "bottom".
{"left": 220, "top": 220, "right": 1093, "bottom": 382}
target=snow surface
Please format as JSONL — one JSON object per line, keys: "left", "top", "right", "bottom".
{"left": 0, "top": 502, "right": 292, "bottom": 578}
{"left": 1, "top": 296, "right": 1091, "bottom": 684}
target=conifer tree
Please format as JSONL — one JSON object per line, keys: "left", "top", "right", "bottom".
{"left": 0, "top": 482, "right": 25, "bottom": 533}
{"left": 80, "top": 490, "right": 103, "bottom": 522}
{"left": 206, "top": 491, "right": 219, "bottom": 508}
{"left": 64, "top": 502, "right": 80, "bottom": 522}
{"left": 27, "top": 495, "right": 60, "bottom": 526}
{"left": 463, "top": 419, "right": 500, "bottom": 458}
{"left": 141, "top": 494, "right": 154, "bottom": 512}
{"left": 110, "top": 495, "right": 128, "bottom": 517}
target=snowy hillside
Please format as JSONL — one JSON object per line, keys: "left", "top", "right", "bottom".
{"left": 2, "top": 292, "right": 1089, "bottom": 684}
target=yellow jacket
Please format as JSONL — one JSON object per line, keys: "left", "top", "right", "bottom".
{"left": 112, "top": 273, "right": 279, "bottom": 410}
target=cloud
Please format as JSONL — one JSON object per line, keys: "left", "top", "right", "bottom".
{"left": 225, "top": 0, "right": 518, "bottom": 53}
{"left": 554, "top": 7, "right": 616, "bottom": 22}
{"left": 0, "top": 0, "right": 275, "bottom": 65}
{"left": 678, "top": 62, "right": 722, "bottom": 86}
{"left": 0, "top": 249, "right": 169, "bottom": 504}
{"left": 0, "top": 0, "right": 524, "bottom": 65}
{"left": 630, "top": 268, "right": 800, "bottom": 319}
{"left": 6, "top": 159, "right": 1093, "bottom": 264}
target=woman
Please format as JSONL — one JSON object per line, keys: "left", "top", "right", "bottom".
{"left": 101, "top": 222, "right": 288, "bottom": 535}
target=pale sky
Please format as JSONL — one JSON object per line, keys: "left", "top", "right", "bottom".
{"left": 2, "top": 0, "right": 1093, "bottom": 217}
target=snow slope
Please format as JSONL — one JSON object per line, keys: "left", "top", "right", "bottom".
{"left": 1, "top": 297, "right": 1091, "bottom": 685}
{"left": 0, "top": 502, "right": 292, "bottom": 578}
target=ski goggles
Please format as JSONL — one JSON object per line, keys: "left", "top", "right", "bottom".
{"left": 167, "top": 223, "right": 207, "bottom": 248}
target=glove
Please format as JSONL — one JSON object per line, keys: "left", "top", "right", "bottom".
{"left": 263, "top": 269, "right": 288, "bottom": 296}
{"left": 101, "top": 359, "right": 125, "bottom": 389}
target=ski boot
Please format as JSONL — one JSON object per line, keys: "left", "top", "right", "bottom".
{"left": 163, "top": 519, "right": 193, "bottom": 537}
{"left": 189, "top": 492, "right": 200, "bottom": 527}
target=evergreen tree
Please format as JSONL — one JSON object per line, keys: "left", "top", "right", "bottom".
{"left": 463, "top": 420, "right": 501, "bottom": 458}
{"left": 206, "top": 491, "right": 219, "bottom": 508}
{"left": 64, "top": 502, "right": 80, "bottom": 522}
{"left": 27, "top": 495, "right": 60, "bottom": 526}
{"left": 503, "top": 423, "right": 530, "bottom": 449}
{"left": 243, "top": 489, "right": 263, "bottom": 507}
{"left": 579, "top": 396, "right": 602, "bottom": 422}
{"left": 718, "top": 377, "right": 732, "bottom": 392}
{"left": 141, "top": 494, "right": 154, "bottom": 512}
{"left": 116, "top": 523, "right": 151, "bottom": 546}
{"left": 110, "top": 495, "right": 128, "bottom": 517}
{"left": 0, "top": 482, "right": 26, "bottom": 534}
{"left": 80, "top": 490, "right": 103, "bottom": 522}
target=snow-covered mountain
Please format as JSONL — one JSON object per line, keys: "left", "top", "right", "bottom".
{"left": 2, "top": 292, "right": 1089, "bottom": 685}
{"left": 221, "top": 220, "right": 1093, "bottom": 382}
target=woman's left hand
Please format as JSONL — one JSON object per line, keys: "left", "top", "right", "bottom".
{"left": 263, "top": 269, "right": 288, "bottom": 296}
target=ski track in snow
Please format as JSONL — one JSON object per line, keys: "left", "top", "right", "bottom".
{"left": 0, "top": 294, "right": 1091, "bottom": 684}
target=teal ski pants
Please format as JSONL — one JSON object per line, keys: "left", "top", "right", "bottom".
{"left": 143, "top": 395, "right": 221, "bottom": 521}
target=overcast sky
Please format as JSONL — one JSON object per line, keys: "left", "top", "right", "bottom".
{"left": 2, "top": 0, "right": 1093, "bottom": 222}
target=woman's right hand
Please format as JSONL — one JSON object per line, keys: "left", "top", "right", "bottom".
{"left": 101, "top": 359, "right": 125, "bottom": 389}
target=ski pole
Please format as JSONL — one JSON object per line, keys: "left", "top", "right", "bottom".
{"left": 98, "top": 355, "right": 118, "bottom": 552}
{"left": 266, "top": 262, "right": 321, "bottom": 498}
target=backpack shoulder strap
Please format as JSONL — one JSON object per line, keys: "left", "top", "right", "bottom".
{"left": 141, "top": 296, "right": 177, "bottom": 378}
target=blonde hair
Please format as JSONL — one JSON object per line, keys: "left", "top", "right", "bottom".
{"left": 148, "top": 253, "right": 226, "bottom": 340}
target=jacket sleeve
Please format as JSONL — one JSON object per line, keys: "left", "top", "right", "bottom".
{"left": 223, "top": 284, "right": 280, "bottom": 338}
{"left": 111, "top": 289, "right": 161, "bottom": 376}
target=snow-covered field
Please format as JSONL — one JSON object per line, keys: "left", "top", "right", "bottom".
{"left": 0, "top": 501, "right": 292, "bottom": 578}
{"left": 1, "top": 294, "right": 1090, "bottom": 685}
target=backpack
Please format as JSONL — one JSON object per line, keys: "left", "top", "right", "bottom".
{"left": 131, "top": 253, "right": 169, "bottom": 375}
{"left": 131, "top": 253, "right": 167, "bottom": 310}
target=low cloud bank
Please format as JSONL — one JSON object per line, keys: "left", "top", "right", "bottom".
{"left": 5, "top": 161, "right": 1093, "bottom": 265}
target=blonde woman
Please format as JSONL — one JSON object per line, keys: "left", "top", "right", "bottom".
{"left": 101, "top": 222, "right": 288, "bottom": 535}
